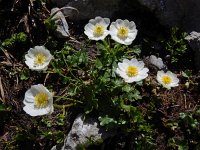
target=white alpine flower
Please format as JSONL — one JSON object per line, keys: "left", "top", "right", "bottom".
{"left": 23, "top": 84, "right": 54, "bottom": 116}
{"left": 116, "top": 58, "right": 149, "bottom": 83}
{"left": 84, "top": 16, "right": 110, "bottom": 40}
{"left": 25, "top": 46, "right": 53, "bottom": 71}
{"left": 147, "top": 55, "right": 165, "bottom": 69}
{"left": 157, "top": 70, "right": 179, "bottom": 89}
{"left": 109, "top": 19, "right": 138, "bottom": 45}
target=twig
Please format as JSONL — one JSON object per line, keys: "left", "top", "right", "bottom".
{"left": 0, "top": 77, "right": 5, "bottom": 103}
{"left": 184, "top": 94, "right": 187, "bottom": 109}
{"left": 43, "top": 73, "right": 50, "bottom": 86}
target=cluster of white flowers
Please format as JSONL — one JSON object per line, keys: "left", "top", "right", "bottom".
{"left": 116, "top": 56, "right": 179, "bottom": 89}
{"left": 22, "top": 17, "right": 180, "bottom": 117}
{"left": 84, "top": 17, "right": 180, "bottom": 89}
{"left": 84, "top": 16, "right": 138, "bottom": 45}
{"left": 23, "top": 46, "right": 54, "bottom": 116}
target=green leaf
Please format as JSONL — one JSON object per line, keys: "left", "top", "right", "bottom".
{"left": 121, "top": 104, "right": 136, "bottom": 113}
{"left": 44, "top": 18, "right": 57, "bottom": 31}
{"left": 132, "top": 45, "right": 141, "bottom": 56}
{"left": 19, "top": 68, "right": 30, "bottom": 80}
{"left": 98, "top": 115, "right": 117, "bottom": 126}
{"left": 132, "top": 90, "right": 142, "bottom": 100}
{"left": 179, "top": 113, "right": 186, "bottom": 119}
{"left": 0, "top": 104, "right": 6, "bottom": 111}
{"left": 178, "top": 144, "right": 189, "bottom": 150}
{"left": 95, "top": 58, "right": 103, "bottom": 69}
{"left": 122, "top": 84, "right": 132, "bottom": 92}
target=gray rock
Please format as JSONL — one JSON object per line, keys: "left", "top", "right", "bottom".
{"left": 185, "top": 31, "right": 200, "bottom": 71}
{"left": 51, "top": 114, "right": 113, "bottom": 150}
{"left": 51, "top": 146, "right": 57, "bottom": 150}
{"left": 51, "top": 8, "right": 70, "bottom": 38}
{"left": 145, "top": 55, "right": 165, "bottom": 69}
{"left": 137, "top": 0, "right": 200, "bottom": 32}
{"left": 51, "top": 0, "right": 200, "bottom": 32}
{"left": 51, "top": 0, "right": 120, "bottom": 20}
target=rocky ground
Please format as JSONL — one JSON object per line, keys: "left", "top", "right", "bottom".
{"left": 0, "top": 0, "right": 200, "bottom": 150}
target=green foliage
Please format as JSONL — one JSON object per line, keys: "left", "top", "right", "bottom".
{"left": 44, "top": 12, "right": 58, "bottom": 32}
{"left": 2, "top": 32, "right": 27, "bottom": 49}
{"left": 3, "top": 115, "right": 65, "bottom": 149}
{"left": 51, "top": 38, "right": 154, "bottom": 146}
{"left": 165, "top": 27, "right": 188, "bottom": 63}
{"left": 168, "top": 138, "right": 189, "bottom": 150}
{"left": 179, "top": 112, "right": 198, "bottom": 129}
{"left": 19, "top": 68, "right": 30, "bottom": 80}
{"left": 0, "top": 102, "right": 12, "bottom": 112}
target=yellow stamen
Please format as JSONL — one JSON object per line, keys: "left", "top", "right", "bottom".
{"left": 34, "top": 53, "right": 46, "bottom": 65}
{"left": 93, "top": 24, "right": 104, "bottom": 37}
{"left": 34, "top": 92, "right": 48, "bottom": 108}
{"left": 117, "top": 26, "right": 129, "bottom": 39}
{"left": 127, "top": 66, "right": 138, "bottom": 77}
{"left": 161, "top": 75, "right": 172, "bottom": 85}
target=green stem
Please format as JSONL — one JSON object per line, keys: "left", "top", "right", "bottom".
{"left": 53, "top": 103, "right": 75, "bottom": 109}
{"left": 54, "top": 96, "right": 83, "bottom": 103}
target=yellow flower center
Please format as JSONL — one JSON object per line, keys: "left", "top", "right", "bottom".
{"left": 127, "top": 66, "right": 139, "bottom": 77}
{"left": 93, "top": 24, "right": 104, "bottom": 37}
{"left": 117, "top": 26, "right": 129, "bottom": 39}
{"left": 34, "top": 92, "right": 49, "bottom": 108}
{"left": 161, "top": 75, "right": 172, "bottom": 85}
{"left": 34, "top": 53, "right": 46, "bottom": 65}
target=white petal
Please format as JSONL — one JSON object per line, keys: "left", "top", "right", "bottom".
{"left": 27, "top": 50, "right": 35, "bottom": 58}
{"left": 139, "top": 68, "right": 149, "bottom": 76}
{"left": 24, "top": 89, "right": 35, "bottom": 103}
{"left": 170, "top": 82, "right": 179, "bottom": 87}
{"left": 125, "top": 76, "right": 141, "bottom": 83}
{"left": 25, "top": 59, "right": 34, "bottom": 68}
{"left": 34, "top": 46, "right": 45, "bottom": 51}
{"left": 103, "top": 18, "right": 110, "bottom": 26}
{"left": 124, "top": 78, "right": 135, "bottom": 83}
{"left": 130, "top": 60, "right": 144, "bottom": 69}
{"left": 84, "top": 30, "right": 93, "bottom": 37}
{"left": 111, "top": 36, "right": 125, "bottom": 45}
{"left": 135, "top": 75, "right": 147, "bottom": 81}
{"left": 129, "top": 21, "right": 136, "bottom": 30}
{"left": 118, "top": 62, "right": 128, "bottom": 71}
{"left": 116, "top": 68, "right": 129, "bottom": 79}
{"left": 157, "top": 70, "right": 165, "bottom": 77}
{"left": 123, "top": 40, "right": 133, "bottom": 45}
{"left": 123, "top": 19, "right": 129, "bottom": 27}
{"left": 94, "top": 16, "right": 103, "bottom": 23}
{"left": 23, "top": 104, "right": 52, "bottom": 116}
{"left": 23, "top": 99, "right": 33, "bottom": 106}
{"left": 84, "top": 23, "right": 94, "bottom": 32}
{"left": 127, "top": 32, "right": 137, "bottom": 40}
{"left": 123, "top": 59, "right": 131, "bottom": 65}
{"left": 115, "top": 19, "right": 123, "bottom": 28}
{"left": 109, "top": 25, "right": 118, "bottom": 35}
{"left": 89, "top": 18, "right": 97, "bottom": 25}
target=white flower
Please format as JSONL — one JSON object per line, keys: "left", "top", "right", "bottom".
{"left": 146, "top": 55, "right": 165, "bottom": 69}
{"left": 109, "top": 19, "right": 138, "bottom": 45}
{"left": 157, "top": 70, "right": 179, "bottom": 89}
{"left": 23, "top": 84, "right": 54, "bottom": 116}
{"left": 84, "top": 16, "right": 110, "bottom": 40}
{"left": 25, "top": 46, "right": 53, "bottom": 71}
{"left": 116, "top": 58, "right": 149, "bottom": 83}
